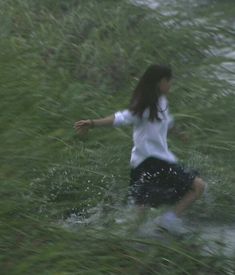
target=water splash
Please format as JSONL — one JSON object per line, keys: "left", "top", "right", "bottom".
{"left": 190, "top": 222, "right": 235, "bottom": 258}
{"left": 131, "top": 0, "right": 160, "bottom": 9}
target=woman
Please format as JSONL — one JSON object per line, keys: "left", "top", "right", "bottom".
{"left": 74, "top": 64, "right": 205, "bottom": 234}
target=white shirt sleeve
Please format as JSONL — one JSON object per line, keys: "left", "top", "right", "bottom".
{"left": 113, "top": 109, "right": 138, "bottom": 127}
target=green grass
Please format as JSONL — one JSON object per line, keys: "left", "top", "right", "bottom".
{"left": 0, "top": 0, "right": 235, "bottom": 274}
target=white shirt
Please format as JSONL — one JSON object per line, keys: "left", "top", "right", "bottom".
{"left": 113, "top": 95, "right": 177, "bottom": 168}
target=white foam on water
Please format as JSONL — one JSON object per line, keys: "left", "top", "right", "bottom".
{"left": 197, "top": 223, "right": 235, "bottom": 257}
{"left": 131, "top": 0, "right": 160, "bottom": 9}
{"left": 59, "top": 202, "right": 235, "bottom": 259}
{"left": 137, "top": 216, "right": 235, "bottom": 257}
{"left": 58, "top": 205, "right": 104, "bottom": 230}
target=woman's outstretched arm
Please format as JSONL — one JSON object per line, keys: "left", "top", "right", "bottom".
{"left": 74, "top": 115, "right": 115, "bottom": 135}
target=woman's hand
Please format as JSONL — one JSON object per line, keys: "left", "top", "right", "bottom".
{"left": 169, "top": 126, "right": 190, "bottom": 143}
{"left": 74, "top": 120, "right": 93, "bottom": 136}
{"left": 178, "top": 132, "right": 190, "bottom": 143}
{"left": 74, "top": 115, "right": 114, "bottom": 136}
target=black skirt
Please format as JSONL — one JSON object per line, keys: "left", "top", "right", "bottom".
{"left": 129, "top": 157, "right": 199, "bottom": 207}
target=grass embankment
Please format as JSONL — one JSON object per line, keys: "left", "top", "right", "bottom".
{"left": 0, "top": 0, "right": 234, "bottom": 274}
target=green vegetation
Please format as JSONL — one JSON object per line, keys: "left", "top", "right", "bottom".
{"left": 0, "top": 0, "right": 234, "bottom": 274}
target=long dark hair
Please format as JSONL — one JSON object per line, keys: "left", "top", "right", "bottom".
{"left": 129, "top": 64, "right": 172, "bottom": 121}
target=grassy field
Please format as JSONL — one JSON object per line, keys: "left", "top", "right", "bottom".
{"left": 0, "top": 0, "right": 234, "bottom": 274}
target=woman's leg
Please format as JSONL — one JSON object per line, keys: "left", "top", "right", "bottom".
{"left": 154, "top": 177, "right": 206, "bottom": 235}
{"left": 174, "top": 177, "right": 206, "bottom": 216}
